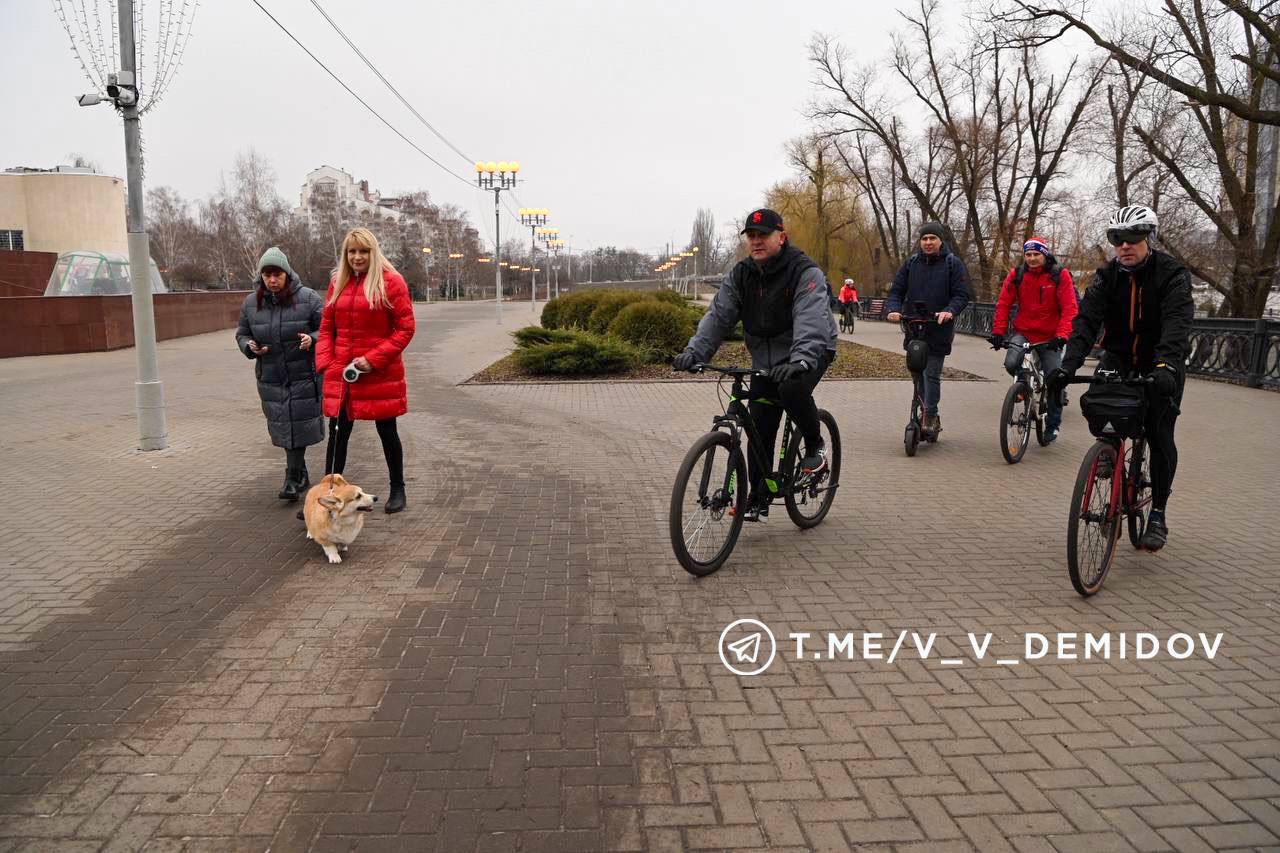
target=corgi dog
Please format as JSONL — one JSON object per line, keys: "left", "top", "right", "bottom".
{"left": 303, "top": 474, "right": 377, "bottom": 563}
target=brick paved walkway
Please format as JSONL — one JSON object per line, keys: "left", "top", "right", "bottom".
{"left": 1, "top": 302, "right": 1278, "bottom": 852}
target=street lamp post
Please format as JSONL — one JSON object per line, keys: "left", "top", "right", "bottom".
{"left": 519, "top": 207, "right": 549, "bottom": 313}
{"left": 475, "top": 160, "right": 519, "bottom": 324}
{"left": 538, "top": 228, "right": 560, "bottom": 301}
{"left": 421, "top": 247, "right": 434, "bottom": 301}
{"left": 448, "top": 253, "right": 465, "bottom": 300}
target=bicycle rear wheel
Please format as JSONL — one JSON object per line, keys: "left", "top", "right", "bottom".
{"left": 1066, "top": 441, "right": 1121, "bottom": 596}
{"left": 784, "top": 410, "right": 841, "bottom": 529}
{"left": 669, "top": 431, "right": 747, "bottom": 576}
{"left": 1126, "top": 440, "right": 1152, "bottom": 548}
{"left": 1000, "top": 381, "right": 1032, "bottom": 464}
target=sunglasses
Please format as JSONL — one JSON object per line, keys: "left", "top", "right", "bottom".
{"left": 1106, "top": 230, "right": 1149, "bottom": 247}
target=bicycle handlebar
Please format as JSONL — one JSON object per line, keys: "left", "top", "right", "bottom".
{"left": 990, "top": 339, "right": 1061, "bottom": 352}
{"left": 687, "top": 363, "right": 768, "bottom": 378}
{"left": 1062, "top": 373, "right": 1154, "bottom": 386}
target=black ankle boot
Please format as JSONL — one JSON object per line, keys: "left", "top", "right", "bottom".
{"left": 279, "top": 469, "right": 299, "bottom": 501}
{"left": 296, "top": 467, "right": 311, "bottom": 495}
{"left": 385, "top": 483, "right": 406, "bottom": 514}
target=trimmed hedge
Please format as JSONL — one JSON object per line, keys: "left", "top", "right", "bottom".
{"left": 608, "top": 301, "right": 691, "bottom": 361}
{"left": 557, "top": 291, "right": 609, "bottom": 330}
{"left": 651, "top": 289, "right": 687, "bottom": 306}
{"left": 513, "top": 332, "right": 643, "bottom": 375}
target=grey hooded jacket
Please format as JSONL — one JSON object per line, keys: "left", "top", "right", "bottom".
{"left": 684, "top": 243, "right": 838, "bottom": 370}
{"left": 235, "top": 275, "right": 326, "bottom": 449}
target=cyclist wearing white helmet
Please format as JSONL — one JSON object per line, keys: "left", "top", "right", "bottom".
{"left": 1048, "top": 204, "right": 1194, "bottom": 551}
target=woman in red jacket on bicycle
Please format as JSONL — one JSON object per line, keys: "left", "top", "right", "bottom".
{"left": 989, "top": 237, "right": 1078, "bottom": 442}
{"left": 314, "top": 227, "right": 416, "bottom": 513}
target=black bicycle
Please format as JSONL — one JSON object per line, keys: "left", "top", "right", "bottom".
{"left": 669, "top": 364, "right": 841, "bottom": 576}
{"left": 991, "top": 338, "right": 1059, "bottom": 464}
{"left": 839, "top": 302, "right": 857, "bottom": 334}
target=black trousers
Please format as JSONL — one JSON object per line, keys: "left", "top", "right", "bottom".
{"left": 747, "top": 350, "right": 833, "bottom": 498}
{"left": 324, "top": 413, "right": 405, "bottom": 486}
{"left": 1096, "top": 354, "right": 1183, "bottom": 510}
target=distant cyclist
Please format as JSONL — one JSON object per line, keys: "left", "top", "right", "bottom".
{"left": 988, "top": 236, "right": 1078, "bottom": 442}
{"left": 838, "top": 279, "right": 859, "bottom": 329}
{"left": 1048, "top": 205, "right": 1193, "bottom": 551}
{"left": 673, "top": 208, "right": 838, "bottom": 522}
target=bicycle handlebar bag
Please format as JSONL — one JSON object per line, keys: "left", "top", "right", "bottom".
{"left": 905, "top": 339, "right": 930, "bottom": 373}
{"left": 1079, "top": 382, "right": 1147, "bottom": 439}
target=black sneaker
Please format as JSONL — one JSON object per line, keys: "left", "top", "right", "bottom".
{"left": 1140, "top": 512, "right": 1168, "bottom": 551}
{"left": 800, "top": 440, "right": 828, "bottom": 476}
{"left": 1043, "top": 426, "right": 1059, "bottom": 443}
{"left": 741, "top": 498, "right": 770, "bottom": 523}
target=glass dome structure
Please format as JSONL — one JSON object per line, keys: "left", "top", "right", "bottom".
{"left": 43, "top": 251, "right": 168, "bottom": 296}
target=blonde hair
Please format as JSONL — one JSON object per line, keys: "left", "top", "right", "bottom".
{"left": 329, "top": 227, "right": 399, "bottom": 309}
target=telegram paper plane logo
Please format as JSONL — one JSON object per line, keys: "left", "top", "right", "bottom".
{"left": 718, "top": 619, "right": 777, "bottom": 676}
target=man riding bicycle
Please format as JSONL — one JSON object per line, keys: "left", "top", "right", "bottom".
{"left": 838, "top": 279, "right": 859, "bottom": 329}
{"left": 1048, "top": 205, "right": 1194, "bottom": 551}
{"left": 885, "top": 221, "right": 971, "bottom": 435}
{"left": 988, "top": 236, "right": 1079, "bottom": 442}
{"left": 673, "top": 207, "right": 838, "bottom": 523}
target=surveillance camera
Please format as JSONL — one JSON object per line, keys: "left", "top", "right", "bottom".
{"left": 77, "top": 93, "right": 104, "bottom": 107}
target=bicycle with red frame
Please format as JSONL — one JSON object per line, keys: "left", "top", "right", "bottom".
{"left": 1060, "top": 369, "right": 1177, "bottom": 596}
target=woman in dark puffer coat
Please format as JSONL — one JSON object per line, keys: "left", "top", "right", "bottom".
{"left": 235, "top": 247, "right": 325, "bottom": 501}
{"left": 314, "top": 227, "right": 416, "bottom": 514}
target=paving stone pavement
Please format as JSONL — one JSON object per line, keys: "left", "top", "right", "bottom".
{"left": 1, "top": 301, "right": 1278, "bottom": 852}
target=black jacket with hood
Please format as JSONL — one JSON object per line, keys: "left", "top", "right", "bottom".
{"left": 1062, "top": 249, "right": 1194, "bottom": 378}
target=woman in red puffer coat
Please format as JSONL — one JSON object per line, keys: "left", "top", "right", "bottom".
{"left": 314, "top": 227, "right": 416, "bottom": 513}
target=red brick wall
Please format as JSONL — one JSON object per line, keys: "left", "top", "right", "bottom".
{"left": 0, "top": 291, "right": 253, "bottom": 358}
{"left": 0, "top": 250, "right": 58, "bottom": 298}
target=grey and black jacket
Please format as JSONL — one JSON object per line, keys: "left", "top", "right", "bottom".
{"left": 235, "top": 276, "right": 326, "bottom": 449}
{"left": 683, "top": 244, "right": 838, "bottom": 371}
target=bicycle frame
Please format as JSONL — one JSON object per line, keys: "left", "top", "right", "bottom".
{"left": 707, "top": 371, "right": 798, "bottom": 500}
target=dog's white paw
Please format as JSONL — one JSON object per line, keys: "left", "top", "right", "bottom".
{"left": 305, "top": 532, "right": 313, "bottom": 540}
{"left": 327, "top": 552, "right": 342, "bottom": 564}
{"left": 340, "top": 544, "right": 349, "bottom": 552}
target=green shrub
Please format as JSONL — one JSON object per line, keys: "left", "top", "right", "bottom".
{"left": 513, "top": 325, "right": 579, "bottom": 348}
{"left": 540, "top": 297, "right": 565, "bottom": 330}
{"left": 608, "top": 301, "right": 691, "bottom": 361}
{"left": 727, "top": 321, "right": 745, "bottom": 341}
{"left": 513, "top": 333, "right": 642, "bottom": 375}
{"left": 652, "top": 288, "right": 686, "bottom": 306}
{"left": 557, "top": 291, "right": 611, "bottom": 330}
{"left": 587, "top": 291, "right": 651, "bottom": 335}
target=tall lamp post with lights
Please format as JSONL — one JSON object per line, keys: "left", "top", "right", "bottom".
{"left": 420, "top": 247, "right": 434, "bottom": 301}
{"left": 549, "top": 239, "right": 567, "bottom": 298}
{"left": 447, "top": 253, "right": 464, "bottom": 299}
{"left": 538, "top": 228, "right": 560, "bottom": 300}
{"left": 519, "top": 207, "right": 549, "bottom": 312}
{"left": 475, "top": 160, "right": 519, "bottom": 323}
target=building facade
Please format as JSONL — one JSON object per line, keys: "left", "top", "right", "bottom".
{"left": 296, "top": 165, "right": 403, "bottom": 230}
{"left": 0, "top": 167, "right": 128, "bottom": 255}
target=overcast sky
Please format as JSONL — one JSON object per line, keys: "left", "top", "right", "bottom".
{"left": 5, "top": 0, "right": 959, "bottom": 256}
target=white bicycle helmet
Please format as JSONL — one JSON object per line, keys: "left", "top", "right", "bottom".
{"left": 1106, "top": 205, "right": 1159, "bottom": 241}
{"left": 844, "top": 278, "right": 854, "bottom": 285}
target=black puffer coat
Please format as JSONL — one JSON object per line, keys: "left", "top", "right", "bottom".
{"left": 235, "top": 276, "right": 325, "bottom": 449}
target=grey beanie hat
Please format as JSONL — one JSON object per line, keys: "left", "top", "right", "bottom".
{"left": 918, "top": 221, "right": 945, "bottom": 240}
{"left": 256, "top": 246, "right": 296, "bottom": 280}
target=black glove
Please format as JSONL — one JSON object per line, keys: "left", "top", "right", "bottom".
{"left": 769, "top": 361, "right": 808, "bottom": 383}
{"left": 1046, "top": 366, "right": 1072, "bottom": 391}
{"left": 1151, "top": 365, "right": 1179, "bottom": 397}
{"left": 988, "top": 333, "right": 1005, "bottom": 350}
{"left": 672, "top": 351, "right": 697, "bottom": 372}
{"left": 1050, "top": 336, "right": 1068, "bottom": 351}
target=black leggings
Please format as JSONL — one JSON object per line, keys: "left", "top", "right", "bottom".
{"left": 324, "top": 413, "right": 404, "bottom": 486}
{"left": 1097, "top": 354, "right": 1181, "bottom": 510}
{"left": 747, "top": 350, "right": 833, "bottom": 497}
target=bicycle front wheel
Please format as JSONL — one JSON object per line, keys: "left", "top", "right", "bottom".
{"left": 669, "top": 431, "right": 747, "bottom": 576}
{"left": 784, "top": 410, "right": 841, "bottom": 529}
{"left": 1000, "top": 381, "right": 1032, "bottom": 464}
{"left": 1066, "top": 441, "right": 1121, "bottom": 596}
